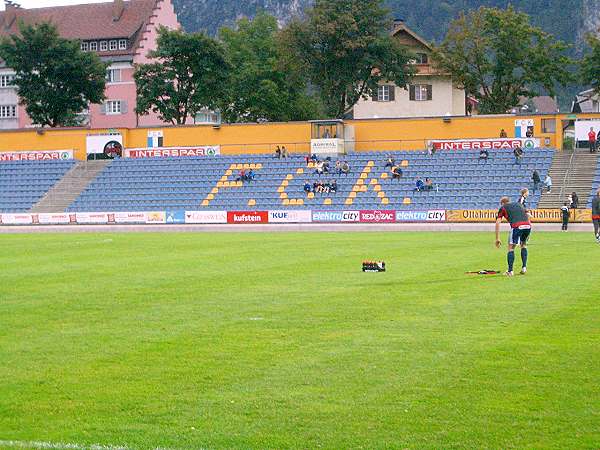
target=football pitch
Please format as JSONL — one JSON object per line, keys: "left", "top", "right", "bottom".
{"left": 1, "top": 231, "right": 598, "bottom": 449}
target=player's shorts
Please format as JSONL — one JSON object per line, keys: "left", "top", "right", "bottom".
{"left": 509, "top": 226, "right": 531, "bottom": 245}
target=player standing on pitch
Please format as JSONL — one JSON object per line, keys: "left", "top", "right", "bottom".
{"left": 495, "top": 196, "right": 531, "bottom": 276}
{"left": 592, "top": 188, "right": 600, "bottom": 243}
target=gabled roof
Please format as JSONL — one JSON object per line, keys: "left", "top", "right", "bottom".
{"left": 0, "top": 0, "right": 157, "bottom": 44}
{"left": 391, "top": 21, "right": 432, "bottom": 51}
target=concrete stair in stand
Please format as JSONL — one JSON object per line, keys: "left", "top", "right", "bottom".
{"left": 29, "top": 160, "right": 111, "bottom": 213}
{"left": 538, "top": 150, "right": 599, "bottom": 209}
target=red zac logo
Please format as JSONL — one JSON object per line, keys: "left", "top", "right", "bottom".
{"left": 227, "top": 211, "right": 269, "bottom": 224}
{"left": 360, "top": 210, "right": 396, "bottom": 223}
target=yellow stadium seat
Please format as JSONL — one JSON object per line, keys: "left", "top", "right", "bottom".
{"left": 286, "top": 174, "right": 294, "bottom": 180}
{"left": 201, "top": 200, "right": 209, "bottom": 206}
{"left": 378, "top": 191, "right": 385, "bottom": 198}
{"left": 217, "top": 181, "right": 223, "bottom": 188}
{"left": 235, "top": 164, "right": 242, "bottom": 170}
{"left": 360, "top": 185, "right": 367, "bottom": 192}
{"left": 356, "top": 179, "right": 364, "bottom": 185}
{"left": 237, "top": 181, "right": 243, "bottom": 187}
{"left": 401, "top": 160, "right": 409, "bottom": 167}
{"left": 220, "top": 176, "right": 228, "bottom": 182}
{"left": 382, "top": 198, "right": 389, "bottom": 205}
{"left": 403, "top": 197, "right": 412, "bottom": 205}
{"left": 256, "top": 163, "right": 263, "bottom": 169}
{"left": 247, "top": 199, "right": 256, "bottom": 206}
{"left": 296, "top": 168, "right": 304, "bottom": 174}
{"left": 283, "top": 198, "right": 290, "bottom": 205}
{"left": 225, "top": 169, "right": 232, "bottom": 176}
{"left": 249, "top": 163, "right": 256, "bottom": 169}
{"left": 211, "top": 187, "right": 219, "bottom": 194}
{"left": 367, "top": 161, "right": 374, "bottom": 167}
{"left": 308, "top": 162, "right": 315, "bottom": 168}
{"left": 359, "top": 173, "right": 367, "bottom": 179}
{"left": 243, "top": 163, "right": 250, "bottom": 169}
{"left": 280, "top": 192, "right": 288, "bottom": 199}
{"left": 281, "top": 180, "right": 289, "bottom": 187}
{"left": 307, "top": 192, "right": 315, "bottom": 199}
{"left": 207, "top": 193, "right": 214, "bottom": 200}
{"left": 374, "top": 185, "right": 382, "bottom": 192}
{"left": 277, "top": 186, "right": 285, "bottom": 193}
{"left": 349, "top": 192, "right": 357, "bottom": 198}
{"left": 363, "top": 166, "right": 371, "bottom": 174}
{"left": 352, "top": 185, "right": 360, "bottom": 192}
{"left": 289, "top": 199, "right": 297, "bottom": 206}
{"left": 345, "top": 198, "right": 354, "bottom": 205}
{"left": 381, "top": 172, "right": 388, "bottom": 179}
{"left": 323, "top": 198, "right": 332, "bottom": 205}
{"left": 297, "top": 199, "right": 304, "bottom": 206}
{"left": 370, "top": 178, "right": 378, "bottom": 185}
{"left": 223, "top": 181, "right": 230, "bottom": 187}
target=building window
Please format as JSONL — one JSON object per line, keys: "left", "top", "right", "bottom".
{"left": 119, "top": 39, "right": 127, "bottom": 50}
{"left": 409, "top": 84, "right": 432, "bottom": 101}
{"left": 0, "top": 105, "right": 17, "bottom": 118}
{"left": 105, "top": 100, "right": 122, "bottom": 115}
{"left": 0, "top": 74, "right": 15, "bottom": 88}
{"left": 100, "top": 41, "right": 108, "bottom": 51}
{"left": 90, "top": 41, "right": 98, "bottom": 51}
{"left": 375, "top": 85, "right": 395, "bottom": 102}
{"left": 416, "top": 53, "right": 429, "bottom": 64}
{"left": 109, "top": 40, "right": 118, "bottom": 51}
{"left": 80, "top": 41, "right": 89, "bottom": 51}
{"left": 194, "top": 109, "right": 221, "bottom": 125}
{"left": 541, "top": 119, "right": 556, "bottom": 134}
{"left": 106, "top": 68, "right": 122, "bottom": 83}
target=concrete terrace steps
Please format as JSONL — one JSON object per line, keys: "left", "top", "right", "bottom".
{"left": 538, "top": 150, "right": 599, "bottom": 209}
{"left": 29, "top": 160, "right": 112, "bottom": 213}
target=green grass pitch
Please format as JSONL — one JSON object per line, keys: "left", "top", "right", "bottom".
{"left": 0, "top": 231, "right": 599, "bottom": 449}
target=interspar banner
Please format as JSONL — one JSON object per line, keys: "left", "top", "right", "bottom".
{"left": 227, "top": 211, "right": 269, "bottom": 224}
{"left": 359, "top": 210, "right": 396, "bottom": 223}
{"left": 430, "top": 138, "right": 540, "bottom": 151}
{"left": 185, "top": 211, "right": 227, "bottom": 224}
{"left": 268, "top": 210, "right": 312, "bottom": 223}
{"left": 124, "top": 146, "right": 220, "bottom": 158}
{"left": 0, "top": 150, "right": 73, "bottom": 162}
{"left": 396, "top": 210, "right": 446, "bottom": 222}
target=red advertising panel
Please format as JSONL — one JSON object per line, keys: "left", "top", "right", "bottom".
{"left": 227, "top": 211, "right": 269, "bottom": 224}
{"left": 359, "top": 210, "right": 396, "bottom": 223}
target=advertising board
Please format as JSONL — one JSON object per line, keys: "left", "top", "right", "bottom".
{"left": 0, "top": 150, "right": 73, "bottom": 162}
{"left": 124, "top": 146, "right": 220, "bottom": 158}
{"left": 227, "top": 211, "right": 269, "bottom": 224}
{"left": 185, "top": 211, "right": 228, "bottom": 224}
{"left": 268, "top": 210, "right": 312, "bottom": 223}
{"left": 430, "top": 138, "right": 540, "bottom": 151}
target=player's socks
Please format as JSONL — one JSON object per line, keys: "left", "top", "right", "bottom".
{"left": 520, "top": 248, "right": 528, "bottom": 269}
{"left": 507, "top": 251, "right": 515, "bottom": 273}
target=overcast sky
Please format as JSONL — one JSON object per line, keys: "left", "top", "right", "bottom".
{"left": 0, "top": 0, "right": 108, "bottom": 10}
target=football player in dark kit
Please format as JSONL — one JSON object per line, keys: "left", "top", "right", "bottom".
{"left": 495, "top": 196, "right": 532, "bottom": 276}
{"left": 592, "top": 188, "right": 600, "bottom": 243}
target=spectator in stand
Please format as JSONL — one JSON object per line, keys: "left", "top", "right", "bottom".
{"left": 341, "top": 161, "right": 350, "bottom": 176}
{"left": 518, "top": 188, "right": 529, "bottom": 210}
{"left": 310, "top": 154, "right": 319, "bottom": 162}
{"left": 544, "top": 174, "right": 552, "bottom": 193}
{"left": 500, "top": 129, "right": 508, "bottom": 138}
{"left": 275, "top": 146, "right": 281, "bottom": 159}
{"left": 589, "top": 127, "right": 597, "bottom": 153}
{"left": 322, "top": 160, "right": 330, "bottom": 174}
{"left": 414, "top": 177, "right": 425, "bottom": 192}
{"left": 235, "top": 169, "right": 246, "bottom": 182}
{"left": 330, "top": 179, "right": 338, "bottom": 193}
{"left": 479, "top": 148, "right": 489, "bottom": 162}
{"left": 424, "top": 178, "right": 434, "bottom": 191}
{"left": 384, "top": 155, "right": 395, "bottom": 169}
{"left": 281, "top": 146, "right": 288, "bottom": 158}
{"left": 532, "top": 170, "right": 541, "bottom": 193}
{"left": 570, "top": 191, "right": 579, "bottom": 209}
{"left": 315, "top": 161, "right": 324, "bottom": 176}
{"left": 334, "top": 160, "right": 341, "bottom": 174}
{"left": 526, "top": 127, "right": 534, "bottom": 138}
{"left": 303, "top": 181, "right": 311, "bottom": 193}
{"left": 592, "top": 188, "right": 600, "bottom": 243}
{"left": 561, "top": 202, "right": 570, "bottom": 232}
{"left": 514, "top": 145, "right": 523, "bottom": 165}
{"left": 391, "top": 165, "right": 403, "bottom": 181}
{"left": 247, "top": 169, "right": 255, "bottom": 181}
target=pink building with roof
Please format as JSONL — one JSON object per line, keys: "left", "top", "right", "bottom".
{"left": 0, "top": 0, "right": 181, "bottom": 130}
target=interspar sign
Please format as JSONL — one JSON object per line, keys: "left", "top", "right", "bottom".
{"left": 124, "top": 146, "right": 220, "bottom": 158}
{"left": 0, "top": 150, "right": 73, "bottom": 162}
{"left": 360, "top": 210, "right": 396, "bottom": 223}
{"left": 396, "top": 210, "right": 446, "bottom": 222}
{"left": 227, "top": 211, "right": 269, "bottom": 224}
{"left": 430, "top": 138, "right": 540, "bottom": 151}
{"left": 185, "top": 211, "right": 227, "bottom": 224}
{"left": 268, "top": 210, "right": 312, "bottom": 223}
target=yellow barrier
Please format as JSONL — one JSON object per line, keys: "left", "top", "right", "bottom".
{"left": 447, "top": 209, "right": 593, "bottom": 223}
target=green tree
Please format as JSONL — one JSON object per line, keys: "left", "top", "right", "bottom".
{"left": 434, "top": 6, "right": 573, "bottom": 115}
{"left": 134, "top": 27, "right": 230, "bottom": 125}
{"left": 580, "top": 34, "right": 600, "bottom": 94}
{"left": 280, "top": 0, "right": 414, "bottom": 119}
{"left": 219, "top": 12, "right": 322, "bottom": 123}
{"left": 0, "top": 22, "right": 106, "bottom": 128}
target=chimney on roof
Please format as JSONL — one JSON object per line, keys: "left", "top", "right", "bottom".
{"left": 4, "top": 0, "right": 20, "bottom": 30}
{"left": 112, "top": 0, "right": 125, "bottom": 22}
